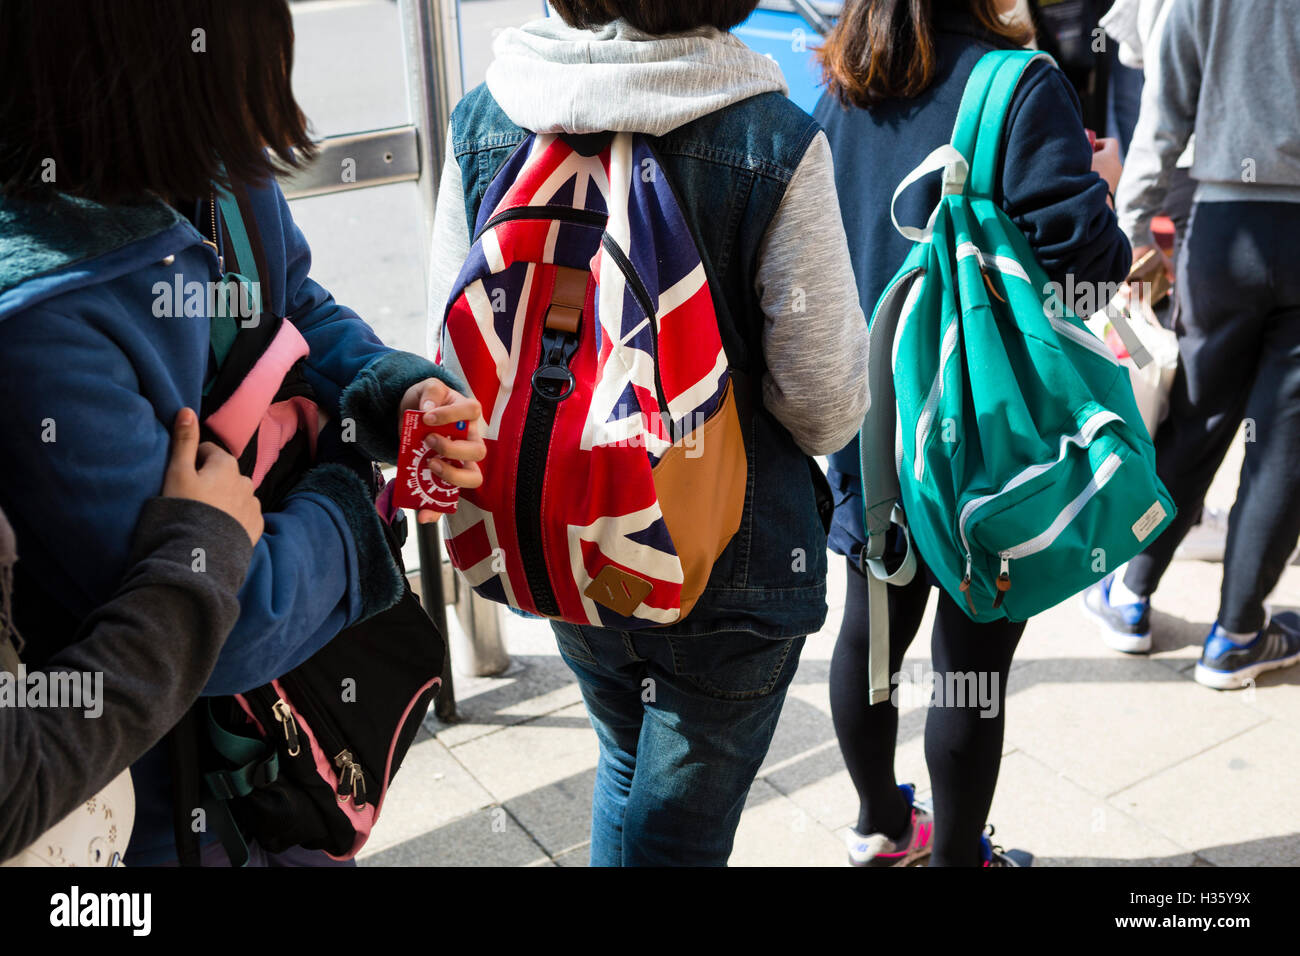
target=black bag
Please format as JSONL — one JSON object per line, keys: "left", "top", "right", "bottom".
{"left": 169, "top": 182, "right": 445, "bottom": 865}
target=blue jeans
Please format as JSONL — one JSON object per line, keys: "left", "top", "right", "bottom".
{"left": 551, "top": 622, "right": 805, "bottom": 866}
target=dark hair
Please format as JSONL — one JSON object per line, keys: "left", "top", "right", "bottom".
{"left": 0, "top": 0, "right": 316, "bottom": 204}
{"left": 819, "top": 0, "right": 1033, "bottom": 110}
{"left": 549, "top": 0, "right": 761, "bottom": 34}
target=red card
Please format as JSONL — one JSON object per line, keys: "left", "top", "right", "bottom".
{"left": 393, "top": 408, "right": 467, "bottom": 513}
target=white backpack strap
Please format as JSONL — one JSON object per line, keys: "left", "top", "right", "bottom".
{"left": 890, "top": 145, "right": 970, "bottom": 243}
{"left": 858, "top": 271, "right": 922, "bottom": 704}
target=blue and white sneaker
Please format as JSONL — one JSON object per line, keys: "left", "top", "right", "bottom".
{"left": 1081, "top": 573, "right": 1151, "bottom": 653}
{"left": 1194, "top": 613, "right": 1300, "bottom": 690}
{"left": 980, "top": 826, "right": 1033, "bottom": 868}
{"left": 846, "top": 783, "right": 933, "bottom": 867}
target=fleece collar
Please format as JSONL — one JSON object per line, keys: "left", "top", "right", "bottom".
{"left": 0, "top": 192, "right": 197, "bottom": 319}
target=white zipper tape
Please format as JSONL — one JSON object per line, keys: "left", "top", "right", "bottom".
{"left": 955, "top": 241, "right": 1118, "bottom": 365}
{"left": 1001, "top": 451, "right": 1123, "bottom": 560}
{"left": 913, "top": 319, "right": 961, "bottom": 481}
{"left": 958, "top": 408, "right": 1122, "bottom": 556}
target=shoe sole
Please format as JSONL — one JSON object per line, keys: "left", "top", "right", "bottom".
{"left": 847, "top": 847, "right": 933, "bottom": 868}
{"left": 1080, "top": 594, "right": 1151, "bottom": 654}
{"left": 1195, "top": 648, "right": 1300, "bottom": 690}
{"left": 988, "top": 848, "right": 1034, "bottom": 868}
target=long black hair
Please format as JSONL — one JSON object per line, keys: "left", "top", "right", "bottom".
{"left": 0, "top": 0, "right": 316, "bottom": 204}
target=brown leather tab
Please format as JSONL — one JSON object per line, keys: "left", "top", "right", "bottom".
{"left": 546, "top": 266, "right": 589, "bottom": 333}
{"left": 584, "top": 565, "right": 654, "bottom": 617}
{"left": 551, "top": 266, "right": 589, "bottom": 308}
{"left": 545, "top": 304, "right": 582, "bottom": 334}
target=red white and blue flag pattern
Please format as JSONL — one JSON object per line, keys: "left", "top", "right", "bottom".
{"left": 436, "top": 132, "right": 729, "bottom": 627}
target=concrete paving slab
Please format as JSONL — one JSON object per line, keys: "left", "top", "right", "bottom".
{"left": 501, "top": 768, "right": 596, "bottom": 859}
{"left": 359, "top": 807, "right": 550, "bottom": 867}
{"left": 449, "top": 702, "right": 599, "bottom": 804}
{"left": 730, "top": 779, "right": 847, "bottom": 867}
{"left": 1113, "top": 722, "right": 1300, "bottom": 866}
{"left": 553, "top": 845, "right": 591, "bottom": 867}
{"left": 987, "top": 751, "right": 1194, "bottom": 866}
{"left": 358, "top": 736, "right": 495, "bottom": 857}
{"left": 763, "top": 708, "right": 932, "bottom": 831}
{"left": 427, "top": 653, "right": 586, "bottom": 749}
{"left": 1003, "top": 656, "right": 1268, "bottom": 796}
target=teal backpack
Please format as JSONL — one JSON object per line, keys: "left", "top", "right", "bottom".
{"left": 857, "top": 50, "right": 1176, "bottom": 702}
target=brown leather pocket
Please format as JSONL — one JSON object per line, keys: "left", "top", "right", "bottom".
{"left": 651, "top": 379, "right": 747, "bottom": 620}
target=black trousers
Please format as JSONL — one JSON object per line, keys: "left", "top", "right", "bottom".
{"left": 1125, "top": 201, "right": 1300, "bottom": 632}
{"left": 830, "top": 554, "right": 1025, "bottom": 867}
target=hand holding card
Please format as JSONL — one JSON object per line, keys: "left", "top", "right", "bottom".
{"left": 394, "top": 377, "right": 486, "bottom": 523}
{"left": 394, "top": 409, "right": 465, "bottom": 515}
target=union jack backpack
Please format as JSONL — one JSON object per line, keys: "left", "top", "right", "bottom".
{"left": 436, "top": 132, "right": 747, "bottom": 628}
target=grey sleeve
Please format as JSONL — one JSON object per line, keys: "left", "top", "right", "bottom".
{"left": 755, "top": 132, "right": 870, "bottom": 457}
{"left": 0, "top": 497, "right": 252, "bottom": 860}
{"left": 1116, "top": 0, "right": 1201, "bottom": 249}
{"left": 427, "top": 127, "right": 472, "bottom": 358}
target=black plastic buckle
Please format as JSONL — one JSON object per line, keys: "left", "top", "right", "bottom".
{"left": 531, "top": 327, "right": 580, "bottom": 402}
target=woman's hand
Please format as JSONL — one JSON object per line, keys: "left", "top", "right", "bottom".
{"left": 399, "top": 378, "right": 486, "bottom": 524}
{"left": 162, "top": 408, "right": 264, "bottom": 545}
{"left": 1092, "top": 137, "right": 1123, "bottom": 198}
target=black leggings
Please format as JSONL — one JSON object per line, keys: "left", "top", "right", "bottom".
{"left": 830, "top": 555, "right": 1025, "bottom": 867}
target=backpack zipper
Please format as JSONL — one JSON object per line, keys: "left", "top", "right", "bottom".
{"left": 270, "top": 699, "right": 301, "bottom": 757}
{"left": 599, "top": 235, "right": 675, "bottom": 439}
{"left": 954, "top": 242, "right": 1117, "bottom": 366}
{"left": 1046, "top": 311, "right": 1118, "bottom": 364}
{"left": 967, "top": 450, "right": 1124, "bottom": 610}
{"left": 277, "top": 674, "right": 375, "bottom": 809}
{"left": 913, "top": 318, "right": 960, "bottom": 481}
{"left": 956, "top": 409, "right": 1123, "bottom": 609}
{"left": 515, "top": 366, "right": 564, "bottom": 618}
{"left": 474, "top": 205, "right": 606, "bottom": 243}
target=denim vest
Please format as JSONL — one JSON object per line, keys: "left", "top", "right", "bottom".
{"left": 447, "top": 85, "right": 828, "bottom": 638}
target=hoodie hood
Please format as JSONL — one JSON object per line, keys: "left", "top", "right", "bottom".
{"left": 485, "top": 17, "right": 789, "bottom": 138}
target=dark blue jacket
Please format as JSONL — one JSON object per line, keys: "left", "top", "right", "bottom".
{"left": 0, "top": 181, "right": 456, "bottom": 862}
{"left": 448, "top": 86, "right": 832, "bottom": 638}
{"left": 815, "top": 10, "right": 1131, "bottom": 557}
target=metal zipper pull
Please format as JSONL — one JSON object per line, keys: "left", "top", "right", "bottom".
{"left": 334, "top": 749, "right": 362, "bottom": 803}
{"left": 992, "top": 555, "right": 1012, "bottom": 609}
{"left": 959, "top": 555, "right": 979, "bottom": 615}
{"left": 271, "top": 699, "right": 301, "bottom": 757}
{"left": 352, "top": 767, "right": 369, "bottom": 809}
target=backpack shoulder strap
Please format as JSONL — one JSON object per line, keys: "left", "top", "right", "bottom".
{"left": 857, "top": 269, "right": 921, "bottom": 705}
{"left": 215, "top": 183, "right": 265, "bottom": 288}
{"left": 953, "top": 50, "right": 1057, "bottom": 200}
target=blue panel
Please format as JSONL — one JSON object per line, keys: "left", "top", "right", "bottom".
{"left": 733, "top": 8, "right": 831, "bottom": 115}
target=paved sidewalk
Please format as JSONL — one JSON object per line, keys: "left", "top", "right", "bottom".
{"left": 360, "top": 435, "right": 1300, "bottom": 867}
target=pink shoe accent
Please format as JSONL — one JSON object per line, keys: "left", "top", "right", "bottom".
{"left": 914, "top": 818, "right": 934, "bottom": 849}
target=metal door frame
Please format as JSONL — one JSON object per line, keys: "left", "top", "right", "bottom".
{"left": 277, "top": 0, "right": 486, "bottom": 722}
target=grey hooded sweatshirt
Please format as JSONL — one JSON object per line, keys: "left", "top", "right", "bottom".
{"left": 1116, "top": 0, "right": 1300, "bottom": 249}
{"left": 426, "top": 17, "right": 869, "bottom": 457}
